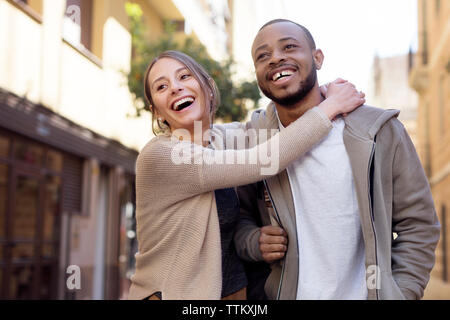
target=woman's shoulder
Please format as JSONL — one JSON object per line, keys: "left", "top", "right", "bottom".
{"left": 142, "top": 134, "right": 174, "bottom": 150}
{"left": 138, "top": 135, "right": 175, "bottom": 161}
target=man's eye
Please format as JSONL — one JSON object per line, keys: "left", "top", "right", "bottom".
{"left": 285, "top": 44, "right": 297, "bottom": 50}
{"left": 257, "top": 53, "right": 269, "bottom": 61}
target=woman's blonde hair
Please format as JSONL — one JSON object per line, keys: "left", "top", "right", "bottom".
{"left": 144, "top": 50, "right": 220, "bottom": 135}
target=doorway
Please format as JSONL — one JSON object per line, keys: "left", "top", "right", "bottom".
{"left": 0, "top": 133, "right": 62, "bottom": 299}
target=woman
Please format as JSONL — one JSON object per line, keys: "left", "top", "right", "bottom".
{"left": 128, "top": 51, "right": 364, "bottom": 300}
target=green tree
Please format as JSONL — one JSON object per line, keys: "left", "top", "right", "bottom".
{"left": 124, "top": 2, "right": 260, "bottom": 122}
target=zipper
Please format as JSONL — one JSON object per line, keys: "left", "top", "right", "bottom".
{"left": 263, "top": 179, "right": 285, "bottom": 300}
{"left": 263, "top": 180, "right": 282, "bottom": 227}
{"left": 367, "top": 142, "right": 379, "bottom": 300}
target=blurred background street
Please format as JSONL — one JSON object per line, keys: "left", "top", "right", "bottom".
{"left": 0, "top": 0, "right": 448, "bottom": 299}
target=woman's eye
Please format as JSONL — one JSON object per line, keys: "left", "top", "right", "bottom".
{"left": 180, "top": 74, "right": 191, "bottom": 80}
{"left": 157, "top": 84, "right": 167, "bottom": 91}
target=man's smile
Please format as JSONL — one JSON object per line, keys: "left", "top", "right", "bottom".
{"left": 267, "top": 65, "right": 298, "bottom": 85}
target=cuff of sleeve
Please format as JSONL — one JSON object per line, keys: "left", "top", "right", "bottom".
{"left": 309, "top": 106, "right": 333, "bottom": 129}
{"left": 249, "top": 228, "right": 263, "bottom": 261}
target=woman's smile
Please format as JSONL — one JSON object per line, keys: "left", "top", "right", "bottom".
{"left": 148, "top": 57, "right": 210, "bottom": 133}
{"left": 171, "top": 96, "right": 195, "bottom": 112}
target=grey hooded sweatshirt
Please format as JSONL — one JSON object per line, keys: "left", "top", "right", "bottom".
{"left": 234, "top": 103, "right": 440, "bottom": 300}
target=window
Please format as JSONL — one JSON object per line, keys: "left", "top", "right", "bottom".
{"left": 118, "top": 175, "right": 136, "bottom": 299}
{"left": 14, "top": 140, "right": 44, "bottom": 167}
{"left": 63, "top": 0, "right": 93, "bottom": 51}
{"left": 0, "top": 136, "right": 10, "bottom": 158}
{"left": 0, "top": 132, "right": 66, "bottom": 299}
{"left": 0, "top": 164, "right": 8, "bottom": 241}
{"left": 45, "top": 150, "right": 63, "bottom": 173}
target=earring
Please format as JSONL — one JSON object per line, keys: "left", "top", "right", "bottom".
{"left": 157, "top": 117, "right": 167, "bottom": 129}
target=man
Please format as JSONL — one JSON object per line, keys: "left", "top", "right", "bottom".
{"left": 234, "top": 19, "right": 440, "bottom": 300}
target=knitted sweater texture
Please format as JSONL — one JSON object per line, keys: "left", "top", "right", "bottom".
{"left": 128, "top": 107, "right": 332, "bottom": 300}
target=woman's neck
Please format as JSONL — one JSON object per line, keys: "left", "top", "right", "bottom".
{"left": 171, "top": 121, "right": 212, "bottom": 147}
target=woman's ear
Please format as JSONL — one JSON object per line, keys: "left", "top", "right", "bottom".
{"left": 313, "top": 49, "right": 324, "bottom": 70}
{"left": 152, "top": 106, "right": 161, "bottom": 119}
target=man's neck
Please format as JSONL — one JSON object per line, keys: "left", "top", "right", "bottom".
{"left": 275, "top": 84, "right": 324, "bottom": 127}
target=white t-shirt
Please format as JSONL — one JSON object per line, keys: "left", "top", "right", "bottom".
{"left": 278, "top": 115, "right": 368, "bottom": 300}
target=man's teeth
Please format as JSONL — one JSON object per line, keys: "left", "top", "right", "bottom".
{"left": 173, "top": 97, "right": 194, "bottom": 110}
{"left": 272, "top": 70, "right": 294, "bottom": 81}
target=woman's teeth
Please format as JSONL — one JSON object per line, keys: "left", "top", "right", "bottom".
{"left": 173, "top": 97, "right": 194, "bottom": 111}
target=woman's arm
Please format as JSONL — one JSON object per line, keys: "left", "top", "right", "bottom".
{"left": 138, "top": 107, "right": 329, "bottom": 198}
{"left": 215, "top": 78, "right": 364, "bottom": 133}
{"left": 138, "top": 80, "right": 364, "bottom": 197}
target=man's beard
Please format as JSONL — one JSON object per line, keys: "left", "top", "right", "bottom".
{"left": 260, "top": 64, "right": 317, "bottom": 107}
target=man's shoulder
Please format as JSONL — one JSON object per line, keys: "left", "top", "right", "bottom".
{"left": 344, "top": 105, "right": 401, "bottom": 139}
{"left": 248, "top": 102, "right": 278, "bottom": 129}
{"left": 346, "top": 105, "right": 400, "bottom": 122}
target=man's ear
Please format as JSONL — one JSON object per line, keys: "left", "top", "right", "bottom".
{"left": 313, "top": 49, "right": 324, "bottom": 70}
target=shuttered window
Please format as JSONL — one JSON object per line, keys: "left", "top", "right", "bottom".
{"left": 62, "top": 155, "right": 83, "bottom": 213}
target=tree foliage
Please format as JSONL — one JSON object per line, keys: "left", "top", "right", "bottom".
{"left": 124, "top": 2, "right": 260, "bottom": 122}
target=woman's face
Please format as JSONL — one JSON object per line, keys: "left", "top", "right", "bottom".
{"left": 148, "top": 57, "right": 210, "bottom": 133}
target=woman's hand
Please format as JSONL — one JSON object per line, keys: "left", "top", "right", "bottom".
{"left": 318, "top": 78, "right": 365, "bottom": 120}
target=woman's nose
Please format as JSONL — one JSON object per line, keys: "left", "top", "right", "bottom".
{"left": 171, "top": 83, "right": 183, "bottom": 95}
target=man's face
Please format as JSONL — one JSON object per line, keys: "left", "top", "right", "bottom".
{"left": 252, "top": 22, "right": 323, "bottom": 106}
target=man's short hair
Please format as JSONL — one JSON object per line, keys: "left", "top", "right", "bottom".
{"left": 259, "top": 19, "right": 316, "bottom": 50}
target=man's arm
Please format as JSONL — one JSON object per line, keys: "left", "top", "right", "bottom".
{"left": 390, "top": 121, "right": 441, "bottom": 300}
{"left": 234, "top": 182, "right": 264, "bottom": 262}
{"left": 234, "top": 182, "right": 288, "bottom": 263}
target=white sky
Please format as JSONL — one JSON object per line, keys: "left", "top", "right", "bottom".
{"left": 233, "top": 0, "right": 418, "bottom": 97}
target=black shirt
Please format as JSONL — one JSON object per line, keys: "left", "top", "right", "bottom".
{"left": 214, "top": 188, "right": 248, "bottom": 297}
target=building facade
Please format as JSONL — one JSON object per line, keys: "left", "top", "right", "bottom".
{"left": 171, "top": 0, "right": 231, "bottom": 61}
{"left": 367, "top": 54, "right": 419, "bottom": 148}
{"left": 409, "top": 0, "right": 450, "bottom": 299}
{"left": 0, "top": 0, "right": 208, "bottom": 300}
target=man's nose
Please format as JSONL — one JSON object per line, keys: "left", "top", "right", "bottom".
{"left": 269, "top": 49, "right": 286, "bottom": 66}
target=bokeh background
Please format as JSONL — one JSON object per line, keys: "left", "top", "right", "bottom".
{"left": 0, "top": 0, "right": 448, "bottom": 299}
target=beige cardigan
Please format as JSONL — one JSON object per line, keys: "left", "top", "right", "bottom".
{"left": 128, "top": 107, "right": 332, "bottom": 300}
